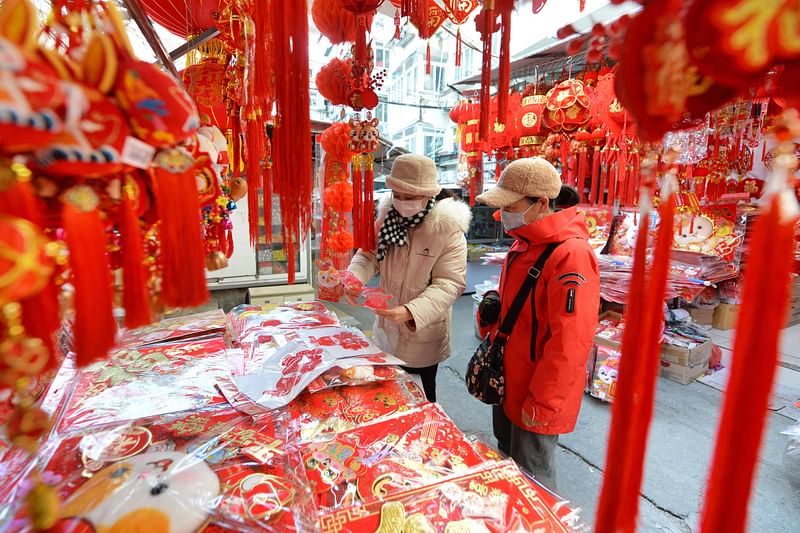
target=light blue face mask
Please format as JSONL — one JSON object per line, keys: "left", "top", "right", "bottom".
{"left": 501, "top": 202, "right": 535, "bottom": 231}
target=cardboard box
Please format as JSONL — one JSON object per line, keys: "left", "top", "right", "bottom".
{"left": 659, "top": 356, "right": 711, "bottom": 385}
{"left": 713, "top": 303, "right": 739, "bottom": 330}
{"left": 660, "top": 339, "right": 713, "bottom": 367}
{"left": 688, "top": 307, "right": 715, "bottom": 326}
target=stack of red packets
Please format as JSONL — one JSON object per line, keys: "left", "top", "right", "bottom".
{"left": 1, "top": 302, "right": 582, "bottom": 532}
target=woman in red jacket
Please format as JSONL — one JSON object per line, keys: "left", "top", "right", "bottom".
{"left": 476, "top": 158, "right": 600, "bottom": 490}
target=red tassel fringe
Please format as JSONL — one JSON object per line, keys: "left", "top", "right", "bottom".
{"left": 119, "top": 187, "right": 152, "bottom": 329}
{"left": 153, "top": 166, "right": 209, "bottom": 309}
{"left": 270, "top": 0, "right": 313, "bottom": 285}
{"left": 246, "top": 117, "right": 265, "bottom": 247}
{"left": 700, "top": 196, "right": 797, "bottom": 533}
{"left": 363, "top": 154, "right": 376, "bottom": 252}
{"left": 352, "top": 156, "right": 364, "bottom": 249}
{"left": 595, "top": 192, "right": 676, "bottom": 532}
{"left": 63, "top": 202, "right": 116, "bottom": 367}
{"left": 497, "top": 10, "right": 512, "bottom": 125}
{"left": 455, "top": 28, "right": 462, "bottom": 66}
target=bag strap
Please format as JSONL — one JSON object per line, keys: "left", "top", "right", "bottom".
{"left": 495, "top": 241, "right": 563, "bottom": 346}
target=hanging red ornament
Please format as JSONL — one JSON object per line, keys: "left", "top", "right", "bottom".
{"left": 544, "top": 79, "right": 592, "bottom": 133}
{"left": 686, "top": 0, "right": 799, "bottom": 90}
{"left": 441, "top": 0, "right": 479, "bottom": 65}
{"left": 139, "top": 0, "right": 222, "bottom": 38}
{"left": 615, "top": 0, "right": 737, "bottom": 141}
{"left": 410, "top": 1, "right": 447, "bottom": 74}
{"left": 313, "top": 0, "right": 373, "bottom": 44}
{"left": 118, "top": 179, "right": 152, "bottom": 329}
{"left": 181, "top": 62, "right": 226, "bottom": 108}
{"left": 321, "top": 122, "right": 357, "bottom": 162}
{"left": 316, "top": 58, "right": 356, "bottom": 106}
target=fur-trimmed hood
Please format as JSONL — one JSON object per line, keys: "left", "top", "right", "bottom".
{"left": 376, "top": 193, "right": 473, "bottom": 234}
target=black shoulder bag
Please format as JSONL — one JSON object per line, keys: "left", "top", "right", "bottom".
{"left": 466, "top": 242, "right": 562, "bottom": 405}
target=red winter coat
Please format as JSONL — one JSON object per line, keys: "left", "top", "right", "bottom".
{"left": 479, "top": 207, "right": 600, "bottom": 434}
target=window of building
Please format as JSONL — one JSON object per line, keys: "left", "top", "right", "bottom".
{"left": 424, "top": 134, "right": 443, "bottom": 158}
{"left": 424, "top": 64, "right": 445, "bottom": 92}
{"left": 375, "top": 47, "right": 389, "bottom": 70}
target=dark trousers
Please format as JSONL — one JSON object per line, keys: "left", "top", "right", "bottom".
{"left": 493, "top": 404, "right": 559, "bottom": 491}
{"left": 401, "top": 364, "right": 438, "bottom": 402}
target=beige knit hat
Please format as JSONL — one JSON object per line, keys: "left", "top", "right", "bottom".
{"left": 385, "top": 154, "right": 442, "bottom": 196}
{"left": 476, "top": 157, "right": 562, "bottom": 208}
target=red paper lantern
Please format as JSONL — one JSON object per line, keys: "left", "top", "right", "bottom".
{"left": 460, "top": 102, "right": 481, "bottom": 153}
{"left": 516, "top": 93, "right": 548, "bottom": 146}
{"left": 320, "top": 122, "right": 357, "bottom": 161}
{"left": 326, "top": 229, "right": 355, "bottom": 252}
{"left": 324, "top": 181, "right": 355, "bottom": 212}
{"left": 181, "top": 62, "right": 226, "bottom": 108}
{"left": 313, "top": 0, "right": 373, "bottom": 44}
{"left": 139, "top": 0, "right": 222, "bottom": 38}
{"left": 316, "top": 58, "right": 353, "bottom": 106}
{"left": 338, "top": 0, "right": 383, "bottom": 15}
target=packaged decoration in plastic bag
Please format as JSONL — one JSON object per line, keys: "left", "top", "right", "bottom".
{"left": 318, "top": 460, "right": 575, "bottom": 533}
{"left": 116, "top": 309, "right": 227, "bottom": 349}
{"left": 306, "top": 365, "right": 405, "bottom": 394}
{"left": 591, "top": 345, "right": 621, "bottom": 402}
{"left": 231, "top": 337, "right": 404, "bottom": 410}
{"left": 287, "top": 378, "right": 426, "bottom": 444}
{"left": 228, "top": 302, "right": 340, "bottom": 341}
{"left": 782, "top": 421, "right": 800, "bottom": 489}
{"left": 55, "top": 337, "right": 231, "bottom": 434}
{"left": 299, "top": 403, "right": 485, "bottom": 512}
{"left": 10, "top": 407, "right": 316, "bottom": 532}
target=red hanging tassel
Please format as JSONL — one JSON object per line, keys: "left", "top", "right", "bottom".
{"left": 497, "top": 9, "right": 512, "bottom": 124}
{"left": 426, "top": 41, "right": 431, "bottom": 75}
{"left": 270, "top": 0, "right": 313, "bottom": 285}
{"left": 263, "top": 159, "right": 273, "bottom": 247}
{"left": 231, "top": 118, "right": 242, "bottom": 179}
{"left": 478, "top": 6, "right": 495, "bottom": 148}
{"left": 595, "top": 187, "right": 676, "bottom": 532}
{"left": 62, "top": 187, "right": 116, "bottom": 367}
{"left": 363, "top": 154, "right": 376, "bottom": 252}
{"left": 577, "top": 149, "right": 588, "bottom": 203}
{"left": 455, "top": 28, "right": 463, "bottom": 66}
{"left": 394, "top": 8, "right": 401, "bottom": 39}
{"left": 0, "top": 171, "right": 59, "bottom": 365}
{"left": 590, "top": 147, "right": 601, "bottom": 205}
{"left": 700, "top": 194, "right": 797, "bottom": 533}
{"left": 245, "top": 116, "right": 265, "bottom": 247}
{"left": 152, "top": 157, "right": 209, "bottom": 309}
{"left": 560, "top": 138, "right": 569, "bottom": 183}
{"left": 352, "top": 155, "right": 364, "bottom": 249}
{"left": 119, "top": 181, "right": 152, "bottom": 329}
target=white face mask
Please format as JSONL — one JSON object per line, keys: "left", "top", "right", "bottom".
{"left": 393, "top": 198, "right": 428, "bottom": 218}
{"left": 501, "top": 203, "right": 535, "bottom": 231}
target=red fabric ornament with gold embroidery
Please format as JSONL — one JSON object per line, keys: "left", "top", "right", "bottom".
{"left": 544, "top": 79, "right": 592, "bottom": 132}
{"left": 116, "top": 62, "right": 200, "bottom": 148}
{"left": 686, "top": 0, "right": 800, "bottom": 89}
{"left": 0, "top": 215, "right": 52, "bottom": 304}
{"left": 442, "top": 0, "right": 479, "bottom": 25}
{"left": 0, "top": 0, "right": 66, "bottom": 154}
{"left": 615, "top": 0, "right": 737, "bottom": 141}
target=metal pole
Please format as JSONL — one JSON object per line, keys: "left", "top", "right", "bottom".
{"left": 169, "top": 28, "right": 221, "bottom": 61}
{"left": 121, "top": 0, "right": 180, "bottom": 78}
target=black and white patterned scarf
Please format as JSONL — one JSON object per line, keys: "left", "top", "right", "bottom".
{"left": 376, "top": 199, "right": 435, "bottom": 262}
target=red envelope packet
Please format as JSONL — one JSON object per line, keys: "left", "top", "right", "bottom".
{"left": 229, "top": 302, "right": 340, "bottom": 342}
{"left": 318, "top": 460, "right": 573, "bottom": 533}
{"left": 10, "top": 407, "right": 313, "bottom": 532}
{"left": 55, "top": 336, "right": 230, "bottom": 434}
{"left": 299, "top": 403, "right": 485, "bottom": 512}
{"left": 287, "top": 378, "right": 426, "bottom": 443}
